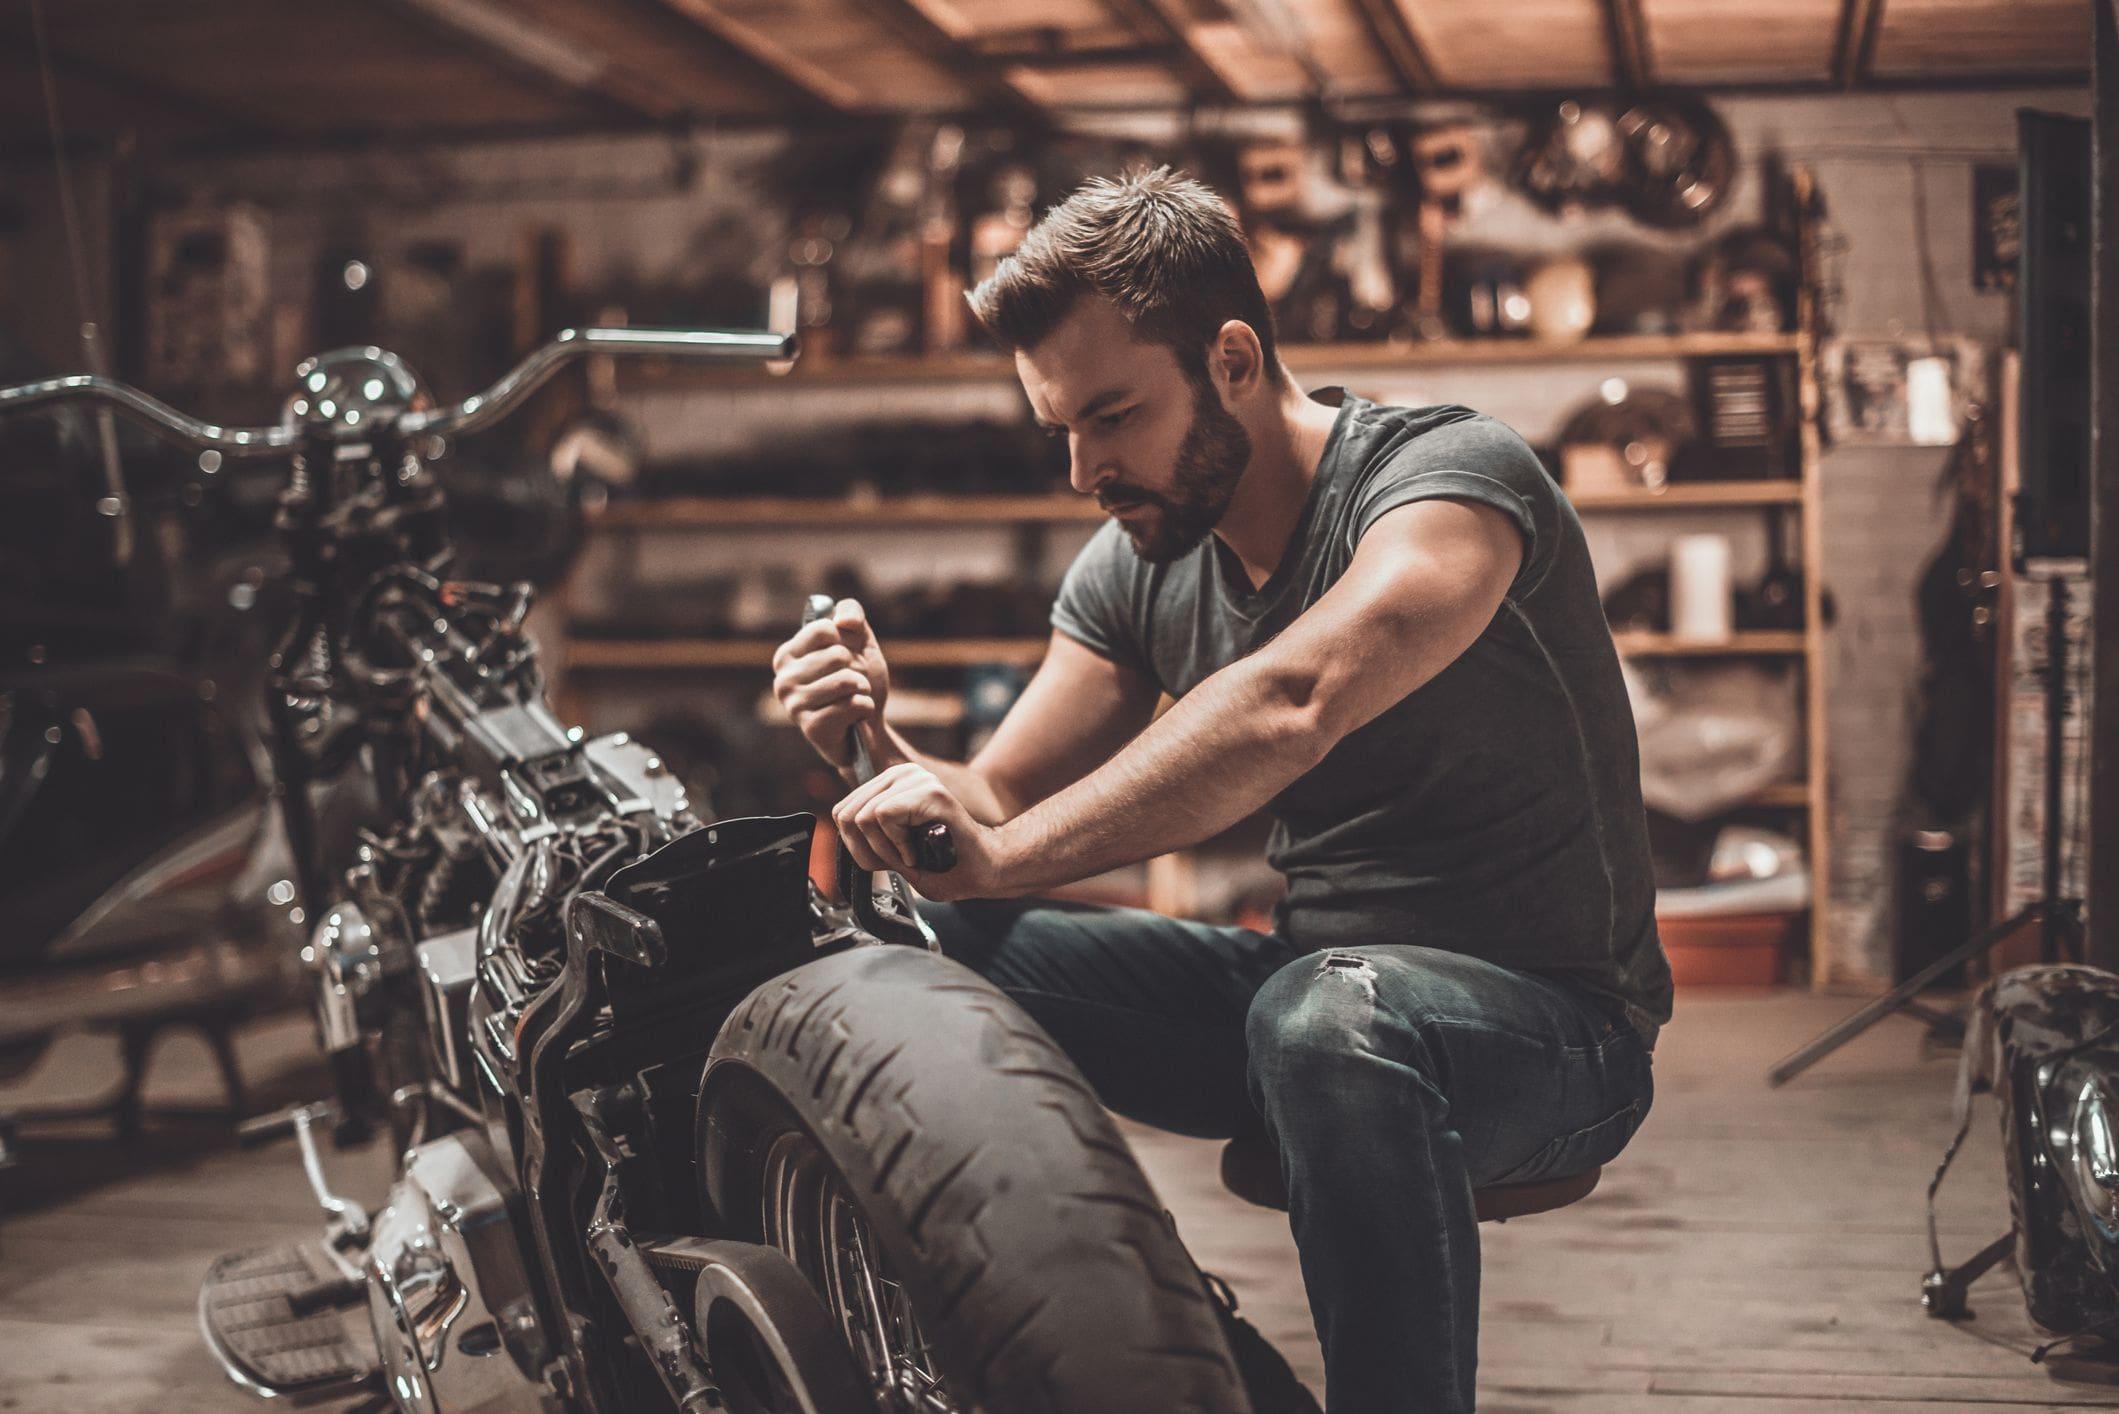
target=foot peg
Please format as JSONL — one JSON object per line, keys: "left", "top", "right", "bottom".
{"left": 199, "top": 1240, "right": 380, "bottom": 1401}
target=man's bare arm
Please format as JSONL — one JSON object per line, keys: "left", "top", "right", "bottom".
{"left": 867, "top": 631, "right": 1159, "bottom": 824}
{"left": 982, "top": 499, "right": 1523, "bottom": 894}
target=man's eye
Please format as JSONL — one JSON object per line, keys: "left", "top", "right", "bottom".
{"left": 1098, "top": 408, "right": 1132, "bottom": 431}
{"left": 1039, "top": 424, "right": 1066, "bottom": 441}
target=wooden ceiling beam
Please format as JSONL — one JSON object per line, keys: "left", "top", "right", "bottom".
{"left": 1225, "top": 0, "right": 1334, "bottom": 95}
{"left": 651, "top": 0, "right": 866, "bottom": 112}
{"left": 977, "top": 37, "right": 1193, "bottom": 72}
{"left": 1347, "top": 0, "right": 1438, "bottom": 93}
{"left": 1832, "top": 0, "right": 1886, "bottom": 90}
{"left": 1601, "top": 0, "right": 1654, "bottom": 92}
{"left": 852, "top": 0, "right": 1048, "bottom": 117}
{"left": 380, "top": 0, "right": 675, "bottom": 123}
{"left": 1099, "top": 0, "right": 1244, "bottom": 104}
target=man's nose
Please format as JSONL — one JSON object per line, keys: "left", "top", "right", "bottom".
{"left": 1068, "top": 439, "right": 1106, "bottom": 496}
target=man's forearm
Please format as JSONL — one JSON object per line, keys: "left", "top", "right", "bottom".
{"left": 991, "top": 658, "right": 1325, "bottom": 894}
{"left": 855, "top": 722, "right": 1015, "bottom": 826}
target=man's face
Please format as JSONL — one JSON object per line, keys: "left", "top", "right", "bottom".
{"left": 1017, "top": 296, "right": 1253, "bottom": 563}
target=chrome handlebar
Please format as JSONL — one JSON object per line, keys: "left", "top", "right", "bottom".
{"left": 0, "top": 375, "right": 297, "bottom": 458}
{"left": 0, "top": 326, "right": 795, "bottom": 458}
{"left": 397, "top": 327, "right": 792, "bottom": 440}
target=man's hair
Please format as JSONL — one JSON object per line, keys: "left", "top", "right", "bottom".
{"left": 966, "top": 167, "right": 1284, "bottom": 389}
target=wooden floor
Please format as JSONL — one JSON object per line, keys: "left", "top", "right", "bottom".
{"left": 4, "top": 988, "right": 2119, "bottom": 1411}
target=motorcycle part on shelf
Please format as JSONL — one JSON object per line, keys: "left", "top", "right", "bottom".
{"left": 1937, "top": 965, "right": 2119, "bottom": 1335}
{"left": 1735, "top": 510, "right": 1805, "bottom": 631}
{"left": 1514, "top": 100, "right": 1629, "bottom": 215}
{"left": 1515, "top": 94, "right": 1734, "bottom": 230}
{"left": 1522, "top": 257, "right": 1597, "bottom": 343}
{"left": 1895, "top": 829, "right": 1972, "bottom": 988}
{"left": 1680, "top": 355, "right": 1797, "bottom": 480}
{"left": 1617, "top": 95, "right": 1736, "bottom": 230}
{"left": 1407, "top": 122, "right": 1495, "bottom": 219}
{"left": 1557, "top": 381, "right": 1697, "bottom": 495}
{"left": 1589, "top": 243, "right": 1694, "bottom": 336}
{"left": 1687, "top": 228, "right": 1799, "bottom": 335}
{"left": 1601, "top": 565, "right": 1671, "bottom": 633}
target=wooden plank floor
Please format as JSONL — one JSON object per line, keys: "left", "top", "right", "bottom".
{"left": 4, "top": 988, "right": 2119, "bottom": 1411}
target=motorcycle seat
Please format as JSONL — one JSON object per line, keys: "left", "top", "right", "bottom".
{"left": 1218, "top": 1133, "right": 1601, "bottom": 1222}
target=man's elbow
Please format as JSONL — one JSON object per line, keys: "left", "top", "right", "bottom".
{"left": 1247, "top": 661, "right": 1344, "bottom": 768}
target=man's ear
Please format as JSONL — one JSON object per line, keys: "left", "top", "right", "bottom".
{"left": 1209, "top": 319, "right": 1267, "bottom": 401}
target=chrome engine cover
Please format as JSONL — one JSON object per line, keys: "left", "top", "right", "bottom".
{"left": 365, "top": 1131, "right": 548, "bottom": 1412}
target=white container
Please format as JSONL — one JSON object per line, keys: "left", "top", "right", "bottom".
{"left": 1670, "top": 533, "right": 1734, "bottom": 642}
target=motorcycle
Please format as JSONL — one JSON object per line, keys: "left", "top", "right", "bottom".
{"left": 0, "top": 331, "right": 1251, "bottom": 1413}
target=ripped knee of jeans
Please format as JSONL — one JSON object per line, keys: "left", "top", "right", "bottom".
{"left": 1313, "top": 950, "right": 1379, "bottom": 1001}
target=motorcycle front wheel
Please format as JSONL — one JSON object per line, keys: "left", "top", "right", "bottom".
{"left": 697, "top": 945, "right": 1252, "bottom": 1414}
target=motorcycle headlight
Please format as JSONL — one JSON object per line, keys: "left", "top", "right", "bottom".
{"left": 2067, "top": 1077, "right": 2119, "bottom": 1241}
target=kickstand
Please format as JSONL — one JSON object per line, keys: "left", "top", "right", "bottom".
{"left": 1923, "top": 1231, "right": 2014, "bottom": 1320}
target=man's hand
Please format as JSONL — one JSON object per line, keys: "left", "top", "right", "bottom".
{"left": 831, "top": 763, "right": 1014, "bottom": 902}
{"left": 772, "top": 598, "right": 892, "bottom": 770}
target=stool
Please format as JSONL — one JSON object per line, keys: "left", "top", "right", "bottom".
{"left": 1219, "top": 1135, "right": 1601, "bottom": 1222}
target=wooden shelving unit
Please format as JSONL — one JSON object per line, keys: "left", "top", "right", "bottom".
{"left": 573, "top": 320, "right": 1831, "bottom": 980}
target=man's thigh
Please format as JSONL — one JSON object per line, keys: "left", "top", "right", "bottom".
{"left": 923, "top": 898, "right": 1301, "bottom": 1138}
{"left": 1271, "top": 944, "right": 1654, "bottom": 1186}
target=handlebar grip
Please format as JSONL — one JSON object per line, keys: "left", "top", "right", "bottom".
{"left": 915, "top": 822, "right": 958, "bottom": 873}
{"left": 802, "top": 594, "right": 956, "bottom": 874}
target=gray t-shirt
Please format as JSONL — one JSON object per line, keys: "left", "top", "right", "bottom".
{"left": 1051, "top": 390, "right": 1672, "bottom": 1044}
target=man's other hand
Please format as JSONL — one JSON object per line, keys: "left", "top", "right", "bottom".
{"left": 832, "top": 763, "right": 1011, "bottom": 902}
{"left": 772, "top": 598, "right": 891, "bottom": 769}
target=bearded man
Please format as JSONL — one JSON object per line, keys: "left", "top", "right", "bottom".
{"left": 770, "top": 167, "right": 1670, "bottom": 1414}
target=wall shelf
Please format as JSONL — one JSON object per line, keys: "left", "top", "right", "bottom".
{"left": 567, "top": 637, "right": 1050, "bottom": 671}
{"left": 619, "top": 331, "right": 1802, "bottom": 391}
{"left": 593, "top": 481, "right": 1806, "bottom": 529}
{"left": 1568, "top": 481, "right": 1803, "bottom": 511}
{"left": 568, "top": 630, "right": 1807, "bottom": 672}
{"left": 595, "top": 494, "right": 1096, "bottom": 528}
{"left": 1611, "top": 630, "right": 1807, "bottom": 657}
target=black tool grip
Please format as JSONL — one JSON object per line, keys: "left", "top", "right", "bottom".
{"left": 801, "top": 593, "right": 955, "bottom": 873}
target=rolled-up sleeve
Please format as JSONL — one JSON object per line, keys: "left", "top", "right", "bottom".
{"left": 1349, "top": 416, "right": 1561, "bottom": 600}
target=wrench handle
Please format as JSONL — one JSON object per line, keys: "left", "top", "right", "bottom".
{"left": 803, "top": 594, "right": 955, "bottom": 873}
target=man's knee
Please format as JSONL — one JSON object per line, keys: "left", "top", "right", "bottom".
{"left": 1247, "top": 952, "right": 1431, "bottom": 1111}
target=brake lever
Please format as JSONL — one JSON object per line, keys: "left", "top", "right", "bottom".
{"left": 803, "top": 594, "right": 950, "bottom": 951}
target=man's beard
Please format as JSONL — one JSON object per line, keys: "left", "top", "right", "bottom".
{"left": 1100, "top": 383, "right": 1252, "bottom": 564}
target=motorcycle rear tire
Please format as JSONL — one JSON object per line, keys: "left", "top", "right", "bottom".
{"left": 698, "top": 944, "right": 1252, "bottom": 1414}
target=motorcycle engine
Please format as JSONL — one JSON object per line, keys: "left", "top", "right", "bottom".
{"left": 365, "top": 1129, "right": 549, "bottom": 1412}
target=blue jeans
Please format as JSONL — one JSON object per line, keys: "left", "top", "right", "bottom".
{"left": 923, "top": 899, "right": 1655, "bottom": 1414}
